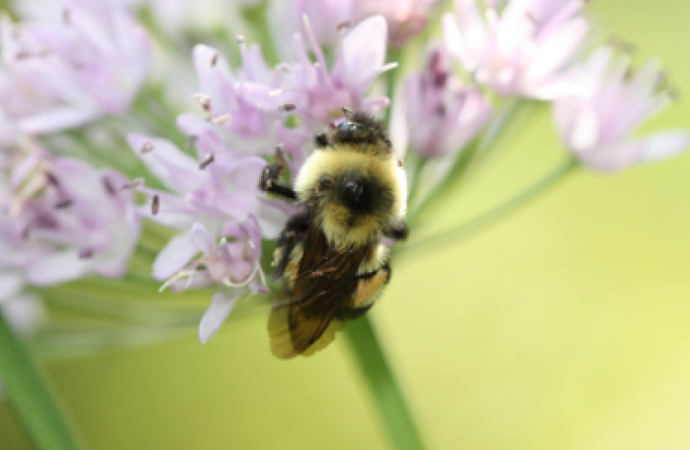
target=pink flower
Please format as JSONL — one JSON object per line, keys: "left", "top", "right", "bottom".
{"left": 553, "top": 47, "right": 690, "bottom": 171}
{"left": 353, "top": 0, "right": 440, "bottom": 47}
{"left": 126, "top": 133, "right": 289, "bottom": 280}
{"left": 0, "top": 0, "right": 150, "bottom": 137}
{"left": 285, "top": 15, "right": 397, "bottom": 128}
{"left": 406, "top": 44, "right": 491, "bottom": 157}
{"left": 160, "top": 218, "right": 268, "bottom": 343}
{"left": 176, "top": 43, "right": 306, "bottom": 162}
{"left": 270, "top": 0, "right": 439, "bottom": 51}
{"left": 443, "top": 0, "right": 588, "bottom": 99}
{"left": 269, "top": 0, "right": 353, "bottom": 54}
{"left": 0, "top": 146, "right": 141, "bottom": 286}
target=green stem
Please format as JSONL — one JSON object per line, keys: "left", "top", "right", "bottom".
{"left": 0, "top": 312, "right": 85, "bottom": 450}
{"left": 407, "top": 100, "right": 527, "bottom": 228}
{"left": 399, "top": 156, "right": 579, "bottom": 259}
{"left": 344, "top": 316, "right": 427, "bottom": 450}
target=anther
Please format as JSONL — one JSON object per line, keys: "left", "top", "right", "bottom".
{"left": 278, "top": 103, "right": 296, "bottom": 112}
{"left": 275, "top": 62, "right": 292, "bottom": 73}
{"left": 237, "top": 34, "right": 246, "bottom": 44}
{"left": 140, "top": 141, "right": 154, "bottom": 153}
{"left": 199, "top": 153, "right": 215, "bottom": 170}
{"left": 609, "top": 37, "right": 635, "bottom": 54}
{"left": 337, "top": 21, "right": 351, "bottom": 31}
{"left": 55, "top": 199, "right": 72, "bottom": 209}
{"left": 79, "top": 248, "right": 94, "bottom": 259}
{"left": 63, "top": 9, "right": 71, "bottom": 26}
{"left": 45, "top": 172, "right": 60, "bottom": 187}
{"left": 151, "top": 195, "right": 160, "bottom": 215}
{"left": 210, "top": 52, "right": 219, "bottom": 67}
{"left": 210, "top": 114, "right": 231, "bottom": 126}
{"left": 103, "top": 177, "right": 117, "bottom": 196}
{"left": 121, "top": 178, "right": 144, "bottom": 190}
{"left": 194, "top": 93, "right": 211, "bottom": 111}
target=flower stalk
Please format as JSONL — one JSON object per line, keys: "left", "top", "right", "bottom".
{"left": 344, "top": 315, "right": 427, "bottom": 450}
{"left": 0, "top": 311, "right": 85, "bottom": 450}
{"left": 400, "top": 155, "right": 579, "bottom": 258}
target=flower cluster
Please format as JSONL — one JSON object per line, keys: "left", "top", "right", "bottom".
{"left": 0, "top": 0, "right": 148, "bottom": 335}
{"left": 1, "top": 0, "right": 149, "bottom": 139}
{"left": 0, "top": 0, "right": 686, "bottom": 348}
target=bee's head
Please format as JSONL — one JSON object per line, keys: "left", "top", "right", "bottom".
{"left": 315, "top": 171, "right": 380, "bottom": 217}
{"left": 294, "top": 148, "right": 407, "bottom": 246}
{"left": 311, "top": 168, "right": 394, "bottom": 245}
{"left": 331, "top": 108, "right": 391, "bottom": 150}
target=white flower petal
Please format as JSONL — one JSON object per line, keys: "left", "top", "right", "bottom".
{"left": 0, "top": 272, "right": 25, "bottom": 302}
{"left": 127, "top": 134, "right": 202, "bottom": 193}
{"left": 641, "top": 131, "right": 690, "bottom": 162}
{"left": 199, "top": 291, "right": 240, "bottom": 343}
{"left": 338, "top": 15, "right": 387, "bottom": 92}
{"left": 152, "top": 233, "right": 199, "bottom": 280}
{"left": 189, "top": 222, "right": 215, "bottom": 255}
{"left": 26, "top": 251, "right": 93, "bottom": 286}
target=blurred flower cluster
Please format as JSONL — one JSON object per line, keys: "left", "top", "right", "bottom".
{"left": 0, "top": 0, "right": 687, "bottom": 355}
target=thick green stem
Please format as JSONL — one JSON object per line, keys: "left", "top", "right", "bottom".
{"left": 399, "top": 156, "right": 579, "bottom": 259}
{"left": 0, "top": 312, "right": 85, "bottom": 450}
{"left": 344, "top": 316, "right": 427, "bottom": 450}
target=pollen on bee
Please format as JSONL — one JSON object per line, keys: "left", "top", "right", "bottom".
{"left": 151, "top": 195, "right": 160, "bottom": 215}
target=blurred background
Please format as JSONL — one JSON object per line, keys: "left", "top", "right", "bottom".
{"left": 3, "top": 0, "right": 690, "bottom": 449}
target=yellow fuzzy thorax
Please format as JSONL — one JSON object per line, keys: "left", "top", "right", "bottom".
{"left": 294, "top": 145, "right": 408, "bottom": 247}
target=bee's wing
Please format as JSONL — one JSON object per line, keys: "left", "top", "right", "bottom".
{"left": 268, "top": 240, "right": 367, "bottom": 359}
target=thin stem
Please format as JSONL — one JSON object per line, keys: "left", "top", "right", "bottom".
{"left": 407, "top": 99, "right": 527, "bottom": 228}
{"left": 0, "top": 312, "right": 85, "bottom": 450}
{"left": 344, "top": 315, "right": 427, "bottom": 450}
{"left": 399, "top": 156, "right": 579, "bottom": 259}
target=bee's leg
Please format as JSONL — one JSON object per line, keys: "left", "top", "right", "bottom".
{"left": 259, "top": 162, "right": 297, "bottom": 200}
{"left": 383, "top": 221, "right": 408, "bottom": 241}
{"left": 315, "top": 132, "right": 329, "bottom": 147}
{"left": 272, "top": 210, "right": 311, "bottom": 281}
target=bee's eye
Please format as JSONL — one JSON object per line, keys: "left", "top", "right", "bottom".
{"left": 317, "top": 176, "right": 333, "bottom": 190}
{"left": 338, "top": 121, "right": 359, "bottom": 133}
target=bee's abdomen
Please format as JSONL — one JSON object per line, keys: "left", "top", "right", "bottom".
{"left": 337, "top": 262, "right": 391, "bottom": 320}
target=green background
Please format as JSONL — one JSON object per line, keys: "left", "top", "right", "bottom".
{"left": 3, "top": 0, "right": 690, "bottom": 448}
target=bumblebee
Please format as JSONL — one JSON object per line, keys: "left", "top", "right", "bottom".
{"left": 259, "top": 108, "right": 408, "bottom": 359}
